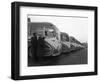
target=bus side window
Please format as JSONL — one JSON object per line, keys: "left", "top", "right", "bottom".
{"left": 66, "top": 35, "right": 69, "bottom": 41}
{"left": 45, "top": 31, "right": 48, "bottom": 36}
{"left": 55, "top": 33, "right": 59, "bottom": 40}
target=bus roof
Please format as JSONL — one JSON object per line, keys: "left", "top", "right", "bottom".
{"left": 28, "top": 22, "right": 59, "bottom": 32}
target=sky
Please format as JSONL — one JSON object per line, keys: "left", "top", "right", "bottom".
{"left": 28, "top": 15, "right": 88, "bottom": 43}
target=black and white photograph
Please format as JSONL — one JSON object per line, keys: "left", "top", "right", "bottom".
{"left": 11, "top": 2, "right": 97, "bottom": 80}
{"left": 28, "top": 15, "right": 88, "bottom": 66}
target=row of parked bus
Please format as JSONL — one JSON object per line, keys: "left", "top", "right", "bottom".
{"left": 28, "top": 22, "right": 84, "bottom": 58}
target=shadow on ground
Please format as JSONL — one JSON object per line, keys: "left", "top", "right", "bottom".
{"left": 28, "top": 48, "right": 88, "bottom": 66}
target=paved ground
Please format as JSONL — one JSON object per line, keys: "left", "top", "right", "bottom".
{"left": 28, "top": 48, "right": 88, "bottom": 66}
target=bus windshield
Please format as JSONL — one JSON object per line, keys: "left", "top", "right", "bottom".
{"left": 45, "top": 29, "right": 56, "bottom": 38}
{"left": 61, "top": 33, "right": 69, "bottom": 42}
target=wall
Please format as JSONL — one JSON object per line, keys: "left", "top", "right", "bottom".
{"left": 0, "top": 0, "right": 99, "bottom": 82}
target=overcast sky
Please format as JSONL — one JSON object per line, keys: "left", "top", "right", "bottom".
{"left": 28, "top": 15, "right": 88, "bottom": 43}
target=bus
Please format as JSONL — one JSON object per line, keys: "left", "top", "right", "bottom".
{"left": 60, "top": 32, "right": 70, "bottom": 53}
{"left": 28, "top": 22, "right": 84, "bottom": 58}
{"left": 28, "top": 22, "right": 62, "bottom": 58}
